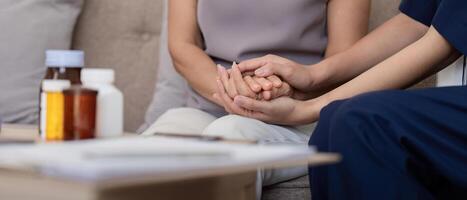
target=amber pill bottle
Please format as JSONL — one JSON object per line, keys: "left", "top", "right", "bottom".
{"left": 63, "top": 86, "right": 98, "bottom": 140}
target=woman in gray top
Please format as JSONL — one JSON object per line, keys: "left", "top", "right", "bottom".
{"left": 145, "top": 0, "right": 370, "bottom": 196}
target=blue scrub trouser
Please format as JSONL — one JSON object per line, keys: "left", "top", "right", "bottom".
{"left": 309, "top": 87, "right": 467, "bottom": 200}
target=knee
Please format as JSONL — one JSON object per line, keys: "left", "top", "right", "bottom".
{"left": 334, "top": 91, "right": 398, "bottom": 122}
{"left": 203, "top": 115, "right": 262, "bottom": 140}
{"left": 158, "top": 107, "right": 213, "bottom": 122}
{"left": 327, "top": 91, "right": 398, "bottom": 143}
{"left": 309, "top": 100, "right": 347, "bottom": 147}
{"left": 161, "top": 107, "right": 200, "bottom": 117}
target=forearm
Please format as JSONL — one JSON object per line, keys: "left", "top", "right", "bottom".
{"left": 170, "top": 44, "right": 221, "bottom": 105}
{"left": 168, "top": 0, "right": 222, "bottom": 106}
{"left": 309, "top": 14, "right": 429, "bottom": 91}
{"left": 317, "top": 26, "right": 458, "bottom": 111}
{"left": 292, "top": 26, "right": 459, "bottom": 124}
{"left": 325, "top": 0, "right": 370, "bottom": 57}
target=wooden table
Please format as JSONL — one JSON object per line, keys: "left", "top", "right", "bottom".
{"left": 0, "top": 124, "right": 340, "bottom": 200}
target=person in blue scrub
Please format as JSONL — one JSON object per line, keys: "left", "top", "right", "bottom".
{"left": 212, "top": 0, "right": 467, "bottom": 199}
{"left": 307, "top": 0, "right": 467, "bottom": 199}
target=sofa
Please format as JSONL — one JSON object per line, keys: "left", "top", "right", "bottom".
{"left": 71, "top": 0, "right": 434, "bottom": 199}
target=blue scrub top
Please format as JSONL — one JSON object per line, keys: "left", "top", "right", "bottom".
{"left": 400, "top": 0, "right": 467, "bottom": 55}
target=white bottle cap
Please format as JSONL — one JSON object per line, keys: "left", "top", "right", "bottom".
{"left": 46, "top": 50, "right": 84, "bottom": 68}
{"left": 42, "top": 80, "right": 71, "bottom": 92}
{"left": 81, "top": 68, "right": 115, "bottom": 84}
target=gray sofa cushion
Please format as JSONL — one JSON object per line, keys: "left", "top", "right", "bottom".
{"left": 138, "top": 0, "right": 189, "bottom": 133}
{"left": 0, "top": 0, "right": 83, "bottom": 124}
{"left": 262, "top": 176, "right": 311, "bottom": 200}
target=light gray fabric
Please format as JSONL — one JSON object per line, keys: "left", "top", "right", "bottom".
{"left": 141, "top": 0, "right": 329, "bottom": 126}
{"left": 138, "top": 0, "right": 189, "bottom": 133}
{"left": 198, "top": 0, "right": 327, "bottom": 65}
{"left": 262, "top": 176, "right": 311, "bottom": 200}
{"left": 189, "top": 0, "right": 328, "bottom": 116}
{"left": 0, "top": 0, "right": 83, "bottom": 124}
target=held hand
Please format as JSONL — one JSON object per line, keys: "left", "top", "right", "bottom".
{"left": 216, "top": 63, "right": 259, "bottom": 113}
{"left": 232, "top": 61, "right": 291, "bottom": 101}
{"left": 234, "top": 96, "right": 301, "bottom": 125}
{"left": 217, "top": 64, "right": 256, "bottom": 99}
{"left": 243, "top": 74, "right": 282, "bottom": 92}
{"left": 213, "top": 76, "right": 298, "bottom": 124}
{"left": 259, "top": 81, "right": 294, "bottom": 101}
{"left": 214, "top": 74, "right": 321, "bottom": 125}
{"left": 218, "top": 63, "right": 285, "bottom": 101}
{"left": 238, "top": 55, "right": 314, "bottom": 91}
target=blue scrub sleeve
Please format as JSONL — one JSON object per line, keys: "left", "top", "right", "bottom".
{"left": 399, "top": 0, "right": 439, "bottom": 27}
{"left": 432, "top": 0, "right": 467, "bottom": 55}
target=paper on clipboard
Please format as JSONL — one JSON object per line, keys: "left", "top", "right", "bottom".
{"left": 0, "top": 137, "right": 315, "bottom": 182}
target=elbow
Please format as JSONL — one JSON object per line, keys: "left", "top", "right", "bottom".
{"left": 398, "top": 13, "right": 429, "bottom": 38}
{"left": 168, "top": 41, "right": 186, "bottom": 74}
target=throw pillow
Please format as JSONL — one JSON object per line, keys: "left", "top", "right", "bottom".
{"left": 0, "top": 0, "right": 83, "bottom": 124}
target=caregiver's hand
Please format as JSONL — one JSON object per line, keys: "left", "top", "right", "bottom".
{"left": 238, "top": 55, "right": 317, "bottom": 92}
{"left": 214, "top": 76, "right": 320, "bottom": 125}
{"left": 234, "top": 96, "right": 308, "bottom": 125}
{"left": 218, "top": 63, "right": 291, "bottom": 101}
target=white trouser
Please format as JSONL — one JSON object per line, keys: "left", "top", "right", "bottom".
{"left": 142, "top": 107, "right": 315, "bottom": 198}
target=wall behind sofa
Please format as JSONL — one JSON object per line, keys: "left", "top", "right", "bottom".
{"left": 72, "top": 0, "right": 163, "bottom": 132}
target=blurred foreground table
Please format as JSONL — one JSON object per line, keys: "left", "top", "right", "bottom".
{"left": 0, "top": 124, "right": 340, "bottom": 200}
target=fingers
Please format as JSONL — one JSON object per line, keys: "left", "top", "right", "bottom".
{"left": 237, "top": 58, "right": 268, "bottom": 73}
{"left": 259, "top": 82, "right": 292, "bottom": 101}
{"left": 216, "top": 79, "right": 247, "bottom": 115}
{"left": 253, "top": 63, "right": 275, "bottom": 77}
{"left": 217, "top": 65, "right": 229, "bottom": 88}
{"left": 228, "top": 76, "right": 238, "bottom": 98}
{"left": 231, "top": 63, "right": 256, "bottom": 98}
{"left": 233, "top": 96, "right": 270, "bottom": 113}
{"left": 244, "top": 76, "right": 262, "bottom": 93}
{"left": 262, "top": 91, "right": 272, "bottom": 101}
{"left": 254, "top": 77, "right": 273, "bottom": 91}
{"left": 217, "top": 65, "right": 237, "bottom": 98}
{"left": 216, "top": 77, "right": 269, "bottom": 121}
{"left": 212, "top": 93, "right": 231, "bottom": 113}
{"left": 267, "top": 75, "right": 282, "bottom": 87}
{"left": 272, "top": 82, "right": 293, "bottom": 99}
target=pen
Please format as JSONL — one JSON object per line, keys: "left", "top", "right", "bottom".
{"left": 151, "top": 133, "right": 258, "bottom": 144}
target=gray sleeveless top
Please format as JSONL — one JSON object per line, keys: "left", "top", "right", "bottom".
{"left": 187, "top": 0, "right": 328, "bottom": 116}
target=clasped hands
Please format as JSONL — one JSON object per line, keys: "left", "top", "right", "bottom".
{"left": 212, "top": 55, "right": 317, "bottom": 125}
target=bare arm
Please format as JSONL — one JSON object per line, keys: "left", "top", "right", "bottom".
{"left": 168, "top": 0, "right": 222, "bottom": 105}
{"left": 229, "top": 26, "right": 460, "bottom": 125}
{"left": 325, "top": 0, "right": 370, "bottom": 57}
{"left": 310, "top": 14, "right": 430, "bottom": 91}
{"left": 321, "top": 26, "right": 459, "bottom": 101}
{"left": 238, "top": 14, "right": 428, "bottom": 93}
{"left": 296, "top": 26, "right": 461, "bottom": 123}
{"left": 236, "top": 0, "right": 371, "bottom": 100}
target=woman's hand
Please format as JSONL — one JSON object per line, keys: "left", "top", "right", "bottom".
{"left": 217, "top": 64, "right": 257, "bottom": 99}
{"left": 238, "top": 55, "right": 317, "bottom": 92}
{"left": 233, "top": 96, "right": 306, "bottom": 125}
{"left": 217, "top": 62, "right": 292, "bottom": 101}
{"left": 214, "top": 75, "right": 320, "bottom": 125}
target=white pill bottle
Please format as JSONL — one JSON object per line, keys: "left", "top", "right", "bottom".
{"left": 81, "top": 69, "right": 124, "bottom": 138}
